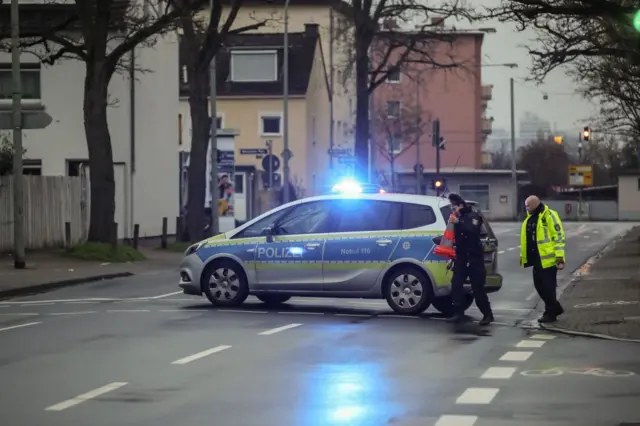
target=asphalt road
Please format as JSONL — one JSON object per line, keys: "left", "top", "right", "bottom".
{"left": 1, "top": 221, "right": 639, "bottom": 426}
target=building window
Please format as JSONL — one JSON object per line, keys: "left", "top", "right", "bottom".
{"left": 387, "top": 101, "right": 400, "bottom": 118}
{"left": 23, "top": 159, "right": 42, "bottom": 175}
{"left": 67, "top": 159, "right": 88, "bottom": 177}
{"left": 0, "top": 64, "right": 41, "bottom": 100}
{"left": 387, "top": 68, "right": 400, "bottom": 83}
{"left": 259, "top": 113, "right": 282, "bottom": 136}
{"left": 230, "top": 50, "right": 277, "bottom": 82}
{"left": 387, "top": 135, "right": 402, "bottom": 154}
{"left": 459, "top": 184, "right": 490, "bottom": 211}
{"left": 216, "top": 115, "right": 223, "bottom": 129}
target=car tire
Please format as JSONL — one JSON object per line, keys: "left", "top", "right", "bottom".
{"left": 432, "top": 294, "right": 474, "bottom": 317}
{"left": 201, "top": 259, "right": 249, "bottom": 307}
{"left": 383, "top": 266, "right": 433, "bottom": 315}
{"left": 256, "top": 294, "right": 292, "bottom": 305}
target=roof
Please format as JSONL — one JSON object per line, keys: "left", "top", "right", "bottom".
{"left": 179, "top": 24, "right": 322, "bottom": 98}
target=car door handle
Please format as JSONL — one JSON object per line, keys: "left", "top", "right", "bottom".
{"left": 247, "top": 248, "right": 255, "bottom": 253}
{"left": 376, "top": 239, "right": 392, "bottom": 245}
{"left": 305, "top": 243, "right": 321, "bottom": 249}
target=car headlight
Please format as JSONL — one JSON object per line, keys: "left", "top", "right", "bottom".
{"left": 185, "top": 242, "right": 205, "bottom": 256}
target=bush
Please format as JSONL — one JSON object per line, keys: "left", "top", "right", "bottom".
{"left": 66, "top": 242, "right": 146, "bottom": 262}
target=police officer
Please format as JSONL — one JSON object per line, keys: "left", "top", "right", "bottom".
{"left": 521, "top": 195, "right": 565, "bottom": 323}
{"left": 448, "top": 193, "right": 494, "bottom": 325}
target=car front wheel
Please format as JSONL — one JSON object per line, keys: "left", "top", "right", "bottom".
{"left": 431, "top": 294, "right": 474, "bottom": 317}
{"left": 383, "top": 266, "right": 433, "bottom": 315}
{"left": 202, "top": 260, "right": 249, "bottom": 307}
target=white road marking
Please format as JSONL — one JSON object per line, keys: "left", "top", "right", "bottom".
{"left": 0, "top": 313, "right": 39, "bottom": 316}
{"left": 159, "top": 309, "right": 209, "bottom": 313}
{"left": 516, "top": 339, "right": 545, "bottom": 348}
{"left": 49, "top": 311, "right": 97, "bottom": 316}
{"left": 0, "top": 322, "right": 41, "bottom": 332}
{"left": 481, "top": 366, "right": 517, "bottom": 379}
{"left": 171, "top": 345, "right": 232, "bottom": 365}
{"left": 530, "top": 333, "right": 556, "bottom": 340}
{"left": 435, "top": 415, "right": 478, "bottom": 426}
{"left": 65, "top": 301, "right": 100, "bottom": 305}
{"left": 106, "top": 309, "right": 150, "bottom": 313}
{"left": 258, "top": 323, "right": 302, "bottom": 335}
{"left": 21, "top": 303, "right": 53, "bottom": 307}
{"left": 218, "top": 309, "right": 268, "bottom": 314}
{"left": 456, "top": 388, "right": 499, "bottom": 404}
{"left": 277, "top": 311, "right": 324, "bottom": 315}
{"left": 1, "top": 298, "right": 119, "bottom": 304}
{"left": 500, "top": 351, "right": 533, "bottom": 361}
{"left": 525, "top": 291, "right": 538, "bottom": 301}
{"left": 45, "top": 382, "right": 128, "bottom": 411}
{"left": 498, "top": 250, "right": 505, "bottom": 254}
{"left": 135, "top": 291, "right": 183, "bottom": 300}
{"left": 507, "top": 247, "right": 516, "bottom": 251}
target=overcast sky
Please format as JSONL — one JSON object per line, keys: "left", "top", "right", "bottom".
{"left": 470, "top": 3, "right": 598, "bottom": 135}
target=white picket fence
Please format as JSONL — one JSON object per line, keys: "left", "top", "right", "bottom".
{"left": 0, "top": 175, "right": 88, "bottom": 251}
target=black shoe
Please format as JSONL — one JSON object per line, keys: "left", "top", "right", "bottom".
{"left": 555, "top": 304, "right": 564, "bottom": 317}
{"left": 538, "top": 313, "right": 557, "bottom": 323}
{"left": 479, "top": 314, "right": 494, "bottom": 326}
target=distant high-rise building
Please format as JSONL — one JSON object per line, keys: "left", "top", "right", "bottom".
{"left": 519, "top": 111, "right": 551, "bottom": 148}
{"left": 485, "top": 128, "right": 510, "bottom": 153}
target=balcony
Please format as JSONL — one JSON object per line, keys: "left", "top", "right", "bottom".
{"left": 481, "top": 117, "right": 493, "bottom": 135}
{"left": 481, "top": 84, "right": 493, "bottom": 108}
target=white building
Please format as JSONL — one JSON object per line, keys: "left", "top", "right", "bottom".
{"left": 0, "top": 4, "right": 179, "bottom": 238}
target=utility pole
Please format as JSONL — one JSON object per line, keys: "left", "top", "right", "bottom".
{"left": 282, "top": 0, "right": 291, "bottom": 203}
{"left": 329, "top": 7, "right": 334, "bottom": 170}
{"left": 208, "top": 0, "right": 219, "bottom": 236}
{"left": 11, "top": 0, "right": 25, "bottom": 269}
{"left": 415, "top": 75, "right": 422, "bottom": 194}
{"left": 433, "top": 119, "right": 441, "bottom": 196}
{"left": 509, "top": 77, "right": 518, "bottom": 221}
{"left": 577, "top": 131, "right": 583, "bottom": 220}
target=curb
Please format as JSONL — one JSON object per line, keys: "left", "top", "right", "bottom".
{"left": 539, "top": 323, "right": 640, "bottom": 344}
{"left": 0, "top": 272, "right": 134, "bottom": 300}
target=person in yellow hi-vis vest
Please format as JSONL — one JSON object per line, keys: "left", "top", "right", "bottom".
{"left": 520, "top": 195, "right": 566, "bottom": 323}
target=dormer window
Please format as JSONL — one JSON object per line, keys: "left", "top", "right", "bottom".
{"left": 230, "top": 50, "right": 277, "bottom": 82}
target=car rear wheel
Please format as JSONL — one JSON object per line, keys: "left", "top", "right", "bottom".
{"left": 432, "top": 294, "right": 474, "bottom": 317}
{"left": 383, "top": 266, "right": 433, "bottom": 315}
{"left": 202, "top": 260, "right": 249, "bottom": 307}
{"left": 256, "top": 294, "right": 292, "bottom": 305}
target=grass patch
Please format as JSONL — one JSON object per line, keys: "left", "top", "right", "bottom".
{"left": 162, "top": 241, "right": 192, "bottom": 253}
{"left": 66, "top": 242, "right": 146, "bottom": 262}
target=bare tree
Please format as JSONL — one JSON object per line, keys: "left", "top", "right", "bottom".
{"left": 0, "top": 0, "right": 208, "bottom": 242}
{"left": 177, "top": 0, "right": 269, "bottom": 241}
{"left": 518, "top": 136, "right": 570, "bottom": 192}
{"left": 371, "top": 96, "right": 428, "bottom": 189}
{"left": 333, "top": 0, "right": 473, "bottom": 181}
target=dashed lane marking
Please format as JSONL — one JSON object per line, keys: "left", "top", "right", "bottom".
{"left": 106, "top": 309, "right": 151, "bottom": 313}
{"left": 45, "top": 382, "right": 128, "bottom": 411}
{"left": 480, "top": 367, "right": 517, "bottom": 379}
{"left": 49, "top": 311, "right": 97, "bottom": 316}
{"left": 0, "top": 312, "right": 39, "bottom": 316}
{"left": 497, "top": 251, "right": 505, "bottom": 254}
{"left": 455, "top": 388, "right": 499, "bottom": 404}
{"left": 171, "top": 345, "right": 232, "bottom": 365}
{"left": 258, "top": 323, "right": 303, "bottom": 335}
{"left": 0, "top": 322, "right": 41, "bottom": 333}
{"left": 278, "top": 311, "right": 324, "bottom": 315}
{"left": 435, "top": 415, "right": 478, "bottom": 426}
{"left": 499, "top": 351, "right": 533, "bottom": 362}
{"left": 516, "top": 339, "right": 545, "bottom": 348}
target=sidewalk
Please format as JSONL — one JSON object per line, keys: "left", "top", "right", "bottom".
{"left": 0, "top": 248, "right": 183, "bottom": 299}
{"left": 543, "top": 226, "right": 640, "bottom": 341}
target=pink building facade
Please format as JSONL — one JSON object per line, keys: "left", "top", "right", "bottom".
{"left": 370, "top": 26, "right": 493, "bottom": 187}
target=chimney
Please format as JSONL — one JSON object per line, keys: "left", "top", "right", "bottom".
{"left": 431, "top": 16, "right": 445, "bottom": 27}
{"left": 305, "top": 23, "right": 319, "bottom": 36}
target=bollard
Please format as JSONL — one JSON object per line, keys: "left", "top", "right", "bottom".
{"left": 64, "top": 222, "right": 72, "bottom": 247}
{"left": 133, "top": 224, "right": 140, "bottom": 250}
{"left": 175, "top": 216, "right": 183, "bottom": 242}
{"left": 111, "top": 223, "right": 118, "bottom": 249}
{"left": 161, "top": 217, "right": 168, "bottom": 249}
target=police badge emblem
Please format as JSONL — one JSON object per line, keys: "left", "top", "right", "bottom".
{"left": 472, "top": 218, "right": 479, "bottom": 226}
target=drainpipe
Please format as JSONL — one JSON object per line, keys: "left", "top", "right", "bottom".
{"left": 129, "top": 48, "right": 136, "bottom": 239}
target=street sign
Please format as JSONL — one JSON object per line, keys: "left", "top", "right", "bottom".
{"left": 568, "top": 165, "right": 593, "bottom": 186}
{"left": 262, "top": 154, "right": 280, "bottom": 173}
{"left": 328, "top": 148, "right": 351, "bottom": 156}
{"left": 217, "top": 150, "right": 234, "bottom": 173}
{"left": 0, "top": 111, "right": 53, "bottom": 130}
{"left": 240, "top": 148, "right": 268, "bottom": 155}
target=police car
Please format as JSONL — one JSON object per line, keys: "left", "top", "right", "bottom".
{"left": 179, "top": 190, "right": 502, "bottom": 316}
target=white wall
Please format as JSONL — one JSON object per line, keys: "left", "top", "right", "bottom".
{"left": 0, "top": 32, "right": 179, "bottom": 238}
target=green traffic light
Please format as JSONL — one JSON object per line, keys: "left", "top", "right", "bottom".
{"left": 634, "top": 10, "right": 640, "bottom": 32}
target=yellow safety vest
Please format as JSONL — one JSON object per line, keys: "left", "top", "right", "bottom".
{"left": 520, "top": 205, "right": 566, "bottom": 269}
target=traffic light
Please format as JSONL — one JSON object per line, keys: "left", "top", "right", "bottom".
{"left": 582, "top": 126, "right": 590, "bottom": 141}
{"left": 432, "top": 178, "right": 445, "bottom": 191}
{"left": 432, "top": 119, "right": 441, "bottom": 147}
{"left": 553, "top": 135, "right": 563, "bottom": 144}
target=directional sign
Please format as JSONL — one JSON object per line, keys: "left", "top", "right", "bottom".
{"left": 240, "top": 148, "right": 268, "bottom": 155}
{"left": 328, "top": 148, "right": 351, "bottom": 156}
{"left": 568, "top": 165, "right": 593, "bottom": 186}
{"left": 0, "top": 111, "right": 53, "bottom": 130}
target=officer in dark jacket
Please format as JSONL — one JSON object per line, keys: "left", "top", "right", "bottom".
{"left": 448, "top": 193, "right": 494, "bottom": 325}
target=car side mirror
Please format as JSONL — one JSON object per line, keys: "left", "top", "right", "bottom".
{"left": 262, "top": 226, "right": 275, "bottom": 243}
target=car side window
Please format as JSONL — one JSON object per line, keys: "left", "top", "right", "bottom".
{"left": 439, "top": 205, "right": 488, "bottom": 237}
{"left": 402, "top": 203, "right": 437, "bottom": 229}
{"left": 275, "top": 201, "right": 333, "bottom": 235}
{"left": 232, "top": 208, "right": 292, "bottom": 239}
{"left": 330, "top": 200, "right": 402, "bottom": 233}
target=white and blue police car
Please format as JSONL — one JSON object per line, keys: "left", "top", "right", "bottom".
{"left": 179, "top": 181, "right": 502, "bottom": 316}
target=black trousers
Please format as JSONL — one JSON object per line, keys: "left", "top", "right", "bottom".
{"left": 533, "top": 265, "right": 562, "bottom": 314}
{"left": 451, "top": 257, "right": 492, "bottom": 316}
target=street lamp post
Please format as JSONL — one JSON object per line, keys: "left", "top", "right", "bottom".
{"left": 282, "top": 0, "right": 291, "bottom": 203}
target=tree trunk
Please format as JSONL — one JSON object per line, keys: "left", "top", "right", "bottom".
{"left": 185, "top": 70, "right": 210, "bottom": 242}
{"left": 390, "top": 156, "right": 395, "bottom": 190}
{"left": 354, "top": 33, "right": 371, "bottom": 181}
{"left": 83, "top": 63, "right": 116, "bottom": 243}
